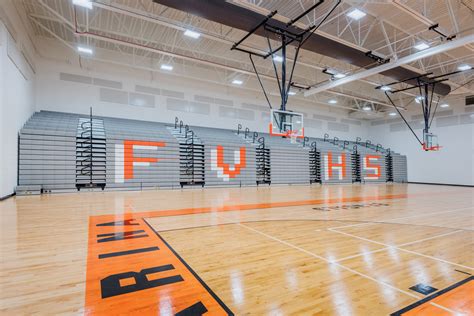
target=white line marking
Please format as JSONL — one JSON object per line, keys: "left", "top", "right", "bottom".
{"left": 230, "top": 220, "right": 421, "bottom": 299}
{"left": 333, "top": 230, "right": 463, "bottom": 263}
{"left": 328, "top": 222, "right": 372, "bottom": 230}
{"left": 399, "top": 230, "right": 463, "bottom": 247}
{"left": 216, "top": 214, "right": 466, "bottom": 314}
{"left": 325, "top": 206, "right": 473, "bottom": 231}
{"left": 385, "top": 206, "right": 474, "bottom": 222}
{"left": 335, "top": 247, "right": 389, "bottom": 263}
{"left": 329, "top": 228, "right": 473, "bottom": 270}
{"left": 430, "top": 302, "right": 462, "bottom": 314}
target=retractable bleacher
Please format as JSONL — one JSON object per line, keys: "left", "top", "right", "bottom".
{"left": 249, "top": 133, "right": 310, "bottom": 185}
{"left": 17, "top": 111, "right": 408, "bottom": 194}
{"left": 303, "top": 137, "right": 353, "bottom": 184}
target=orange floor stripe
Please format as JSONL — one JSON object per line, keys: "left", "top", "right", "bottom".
{"left": 394, "top": 277, "right": 474, "bottom": 315}
{"left": 85, "top": 193, "right": 412, "bottom": 314}
{"left": 85, "top": 216, "right": 231, "bottom": 315}
{"left": 92, "top": 193, "right": 410, "bottom": 223}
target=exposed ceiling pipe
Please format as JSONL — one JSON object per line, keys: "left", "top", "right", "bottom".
{"left": 305, "top": 33, "right": 474, "bottom": 96}
{"left": 30, "top": 15, "right": 374, "bottom": 114}
{"left": 234, "top": 0, "right": 468, "bottom": 96}
{"left": 35, "top": 0, "right": 399, "bottom": 110}
{"left": 152, "top": 0, "right": 452, "bottom": 95}
{"left": 391, "top": 0, "right": 474, "bottom": 52}
{"left": 91, "top": 1, "right": 403, "bottom": 97}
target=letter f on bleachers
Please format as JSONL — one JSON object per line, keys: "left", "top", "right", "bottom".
{"left": 115, "top": 140, "right": 166, "bottom": 183}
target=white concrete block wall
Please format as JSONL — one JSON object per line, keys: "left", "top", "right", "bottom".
{"left": 0, "top": 19, "right": 36, "bottom": 198}
{"left": 2, "top": 6, "right": 472, "bottom": 190}
{"left": 34, "top": 58, "right": 370, "bottom": 142}
{"left": 369, "top": 98, "right": 474, "bottom": 186}
{"left": 0, "top": 24, "right": 4, "bottom": 197}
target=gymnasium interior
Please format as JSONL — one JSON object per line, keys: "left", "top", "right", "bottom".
{"left": 0, "top": 0, "right": 473, "bottom": 315}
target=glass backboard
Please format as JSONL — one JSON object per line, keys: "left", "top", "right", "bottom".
{"left": 422, "top": 131, "right": 440, "bottom": 151}
{"left": 269, "top": 109, "right": 304, "bottom": 138}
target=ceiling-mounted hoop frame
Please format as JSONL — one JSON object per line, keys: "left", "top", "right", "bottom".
{"left": 376, "top": 67, "right": 473, "bottom": 151}
{"left": 231, "top": 0, "right": 342, "bottom": 112}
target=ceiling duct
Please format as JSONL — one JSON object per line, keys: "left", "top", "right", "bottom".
{"left": 152, "top": 0, "right": 451, "bottom": 95}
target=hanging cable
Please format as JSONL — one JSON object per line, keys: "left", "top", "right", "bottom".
{"left": 385, "top": 92, "right": 423, "bottom": 146}
{"left": 249, "top": 54, "right": 272, "bottom": 109}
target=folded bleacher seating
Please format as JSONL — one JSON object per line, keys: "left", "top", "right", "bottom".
{"left": 16, "top": 111, "right": 408, "bottom": 193}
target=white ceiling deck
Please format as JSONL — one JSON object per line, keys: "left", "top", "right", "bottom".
{"left": 18, "top": 0, "right": 474, "bottom": 116}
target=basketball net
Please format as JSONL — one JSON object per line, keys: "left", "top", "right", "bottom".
{"left": 286, "top": 130, "right": 298, "bottom": 144}
{"left": 422, "top": 143, "right": 441, "bottom": 151}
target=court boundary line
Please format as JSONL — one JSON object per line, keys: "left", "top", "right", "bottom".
{"left": 408, "top": 181, "right": 474, "bottom": 188}
{"left": 153, "top": 218, "right": 474, "bottom": 234}
{"left": 138, "top": 192, "right": 472, "bottom": 314}
{"left": 390, "top": 276, "right": 473, "bottom": 315}
{"left": 84, "top": 191, "right": 472, "bottom": 315}
{"left": 328, "top": 228, "right": 474, "bottom": 270}
{"left": 233, "top": 220, "right": 421, "bottom": 299}
{"left": 383, "top": 206, "right": 473, "bottom": 222}
{"left": 334, "top": 229, "right": 463, "bottom": 263}
{"left": 142, "top": 218, "right": 235, "bottom": 315}
{"left": 151, "top": 210, "right": 474, "bottom": 233}
{"left": 155, "top": 219, "right": 466, "bottom": 264}
{"left": 92, "top": 193, "right": 413, "bottom": 222}
{"left": 216, "top": 216, "right": 462, "bottom": 315}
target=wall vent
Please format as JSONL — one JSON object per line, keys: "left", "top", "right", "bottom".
{"left": 466, "top": 95, "right": 474, "bottom": 106}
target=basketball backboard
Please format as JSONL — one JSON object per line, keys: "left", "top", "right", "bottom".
{"left": 422, "top": 131, "right": 440, "bottom": 151}
{"left": 269, "top": 109, "right": 304, "bottom": 138}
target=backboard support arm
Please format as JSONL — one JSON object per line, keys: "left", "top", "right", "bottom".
{"left": 231, "top": 0, "right": 341, "bottom": 112}
{"left": 379, "top": 67, "right": 473, "bottom": 150}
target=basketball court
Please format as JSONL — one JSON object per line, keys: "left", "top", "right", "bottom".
{"left": 1, "top": 0, "right": 473, "bottom": 315}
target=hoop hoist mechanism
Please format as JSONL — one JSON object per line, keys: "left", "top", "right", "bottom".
{"left": 376, "top": 66, "right": 473, "bottom": 151}
{"left": 231, "top": 0, "right": 341, "bottom": 112}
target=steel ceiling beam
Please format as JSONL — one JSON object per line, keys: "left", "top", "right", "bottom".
{"left": 31, "top": 12, "right": 396, "bottom": 112}
{"left": 60, "top": 1, "right": 433, "bottom": 101}
{"left": 152, "top": 0, "right": 452, "bottom": 95}
{"left": 34, "top": 0, "right": 416, "bottom": 110}
{"left": 305, "top": 34, "right": 474, "bottom": 97}
{"left": 34, "top": 18, "right": 370, "bottom": 113}
{"left": 391, "top": 0, "right": 474, "bottom": 52}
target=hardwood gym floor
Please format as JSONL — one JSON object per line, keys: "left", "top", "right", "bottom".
{"left": 1, "top": 184, "right": 473, "bottom": 315}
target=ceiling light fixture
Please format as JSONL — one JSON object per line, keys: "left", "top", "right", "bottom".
{"left": 347, "top": 8, "right": 366, "bottom": 20}
{"left": 440, "top": 103, "right": 449, "bottom": 108}
{"left": 362, "top": 106, "right": 371, "bottom": 111}
{"left": 389, "top": 112, "right": 397, "bottom": 116}
{"left": 160, "top": 64, "right": 173, "bottom": 71}
{"left": 184, "top": 29, "right": 201, "bottom": 39}
{"left": 414, "top": 42, "right": 430, "bottom": 51}
{"left": 415, "top": 95, "right": 425, "bottom": 103}
{"left": 333, "top": 73, "right": 346, "bottom": 79}
{"left": 232, "top": 79, "right": 243, "bottom": 85}
{"left": 273, "top": 55, "right": 283, "bottom": 63}
{"left": 380, "top": 85, "right": 392, "bottom": 91}
{"left": 328, "top": 99, "right": 337, "bottom": 104}
{"left": 457, "top": 64, "right": 472, "bottom": 71}
{"left": 77, "top": 46, "right": 93, "bottom": 55}
{"left": 72, "top": 0, "right": 93, "bottom": 9}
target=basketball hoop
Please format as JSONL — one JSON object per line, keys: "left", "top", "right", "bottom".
{"left": 422, "top": 132, "right": 441, "bottom": 151}
{"left": 376, "top": 69, "right": 472, "bottom": 153}
{"left": 422, "top": 144, "right": 442, "bottom": 151}
{"left": 269, "top": 109, "right": 304, "bottom": 139}
{"left": 286, "top": 130, "right": 298, "bottom": 144}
